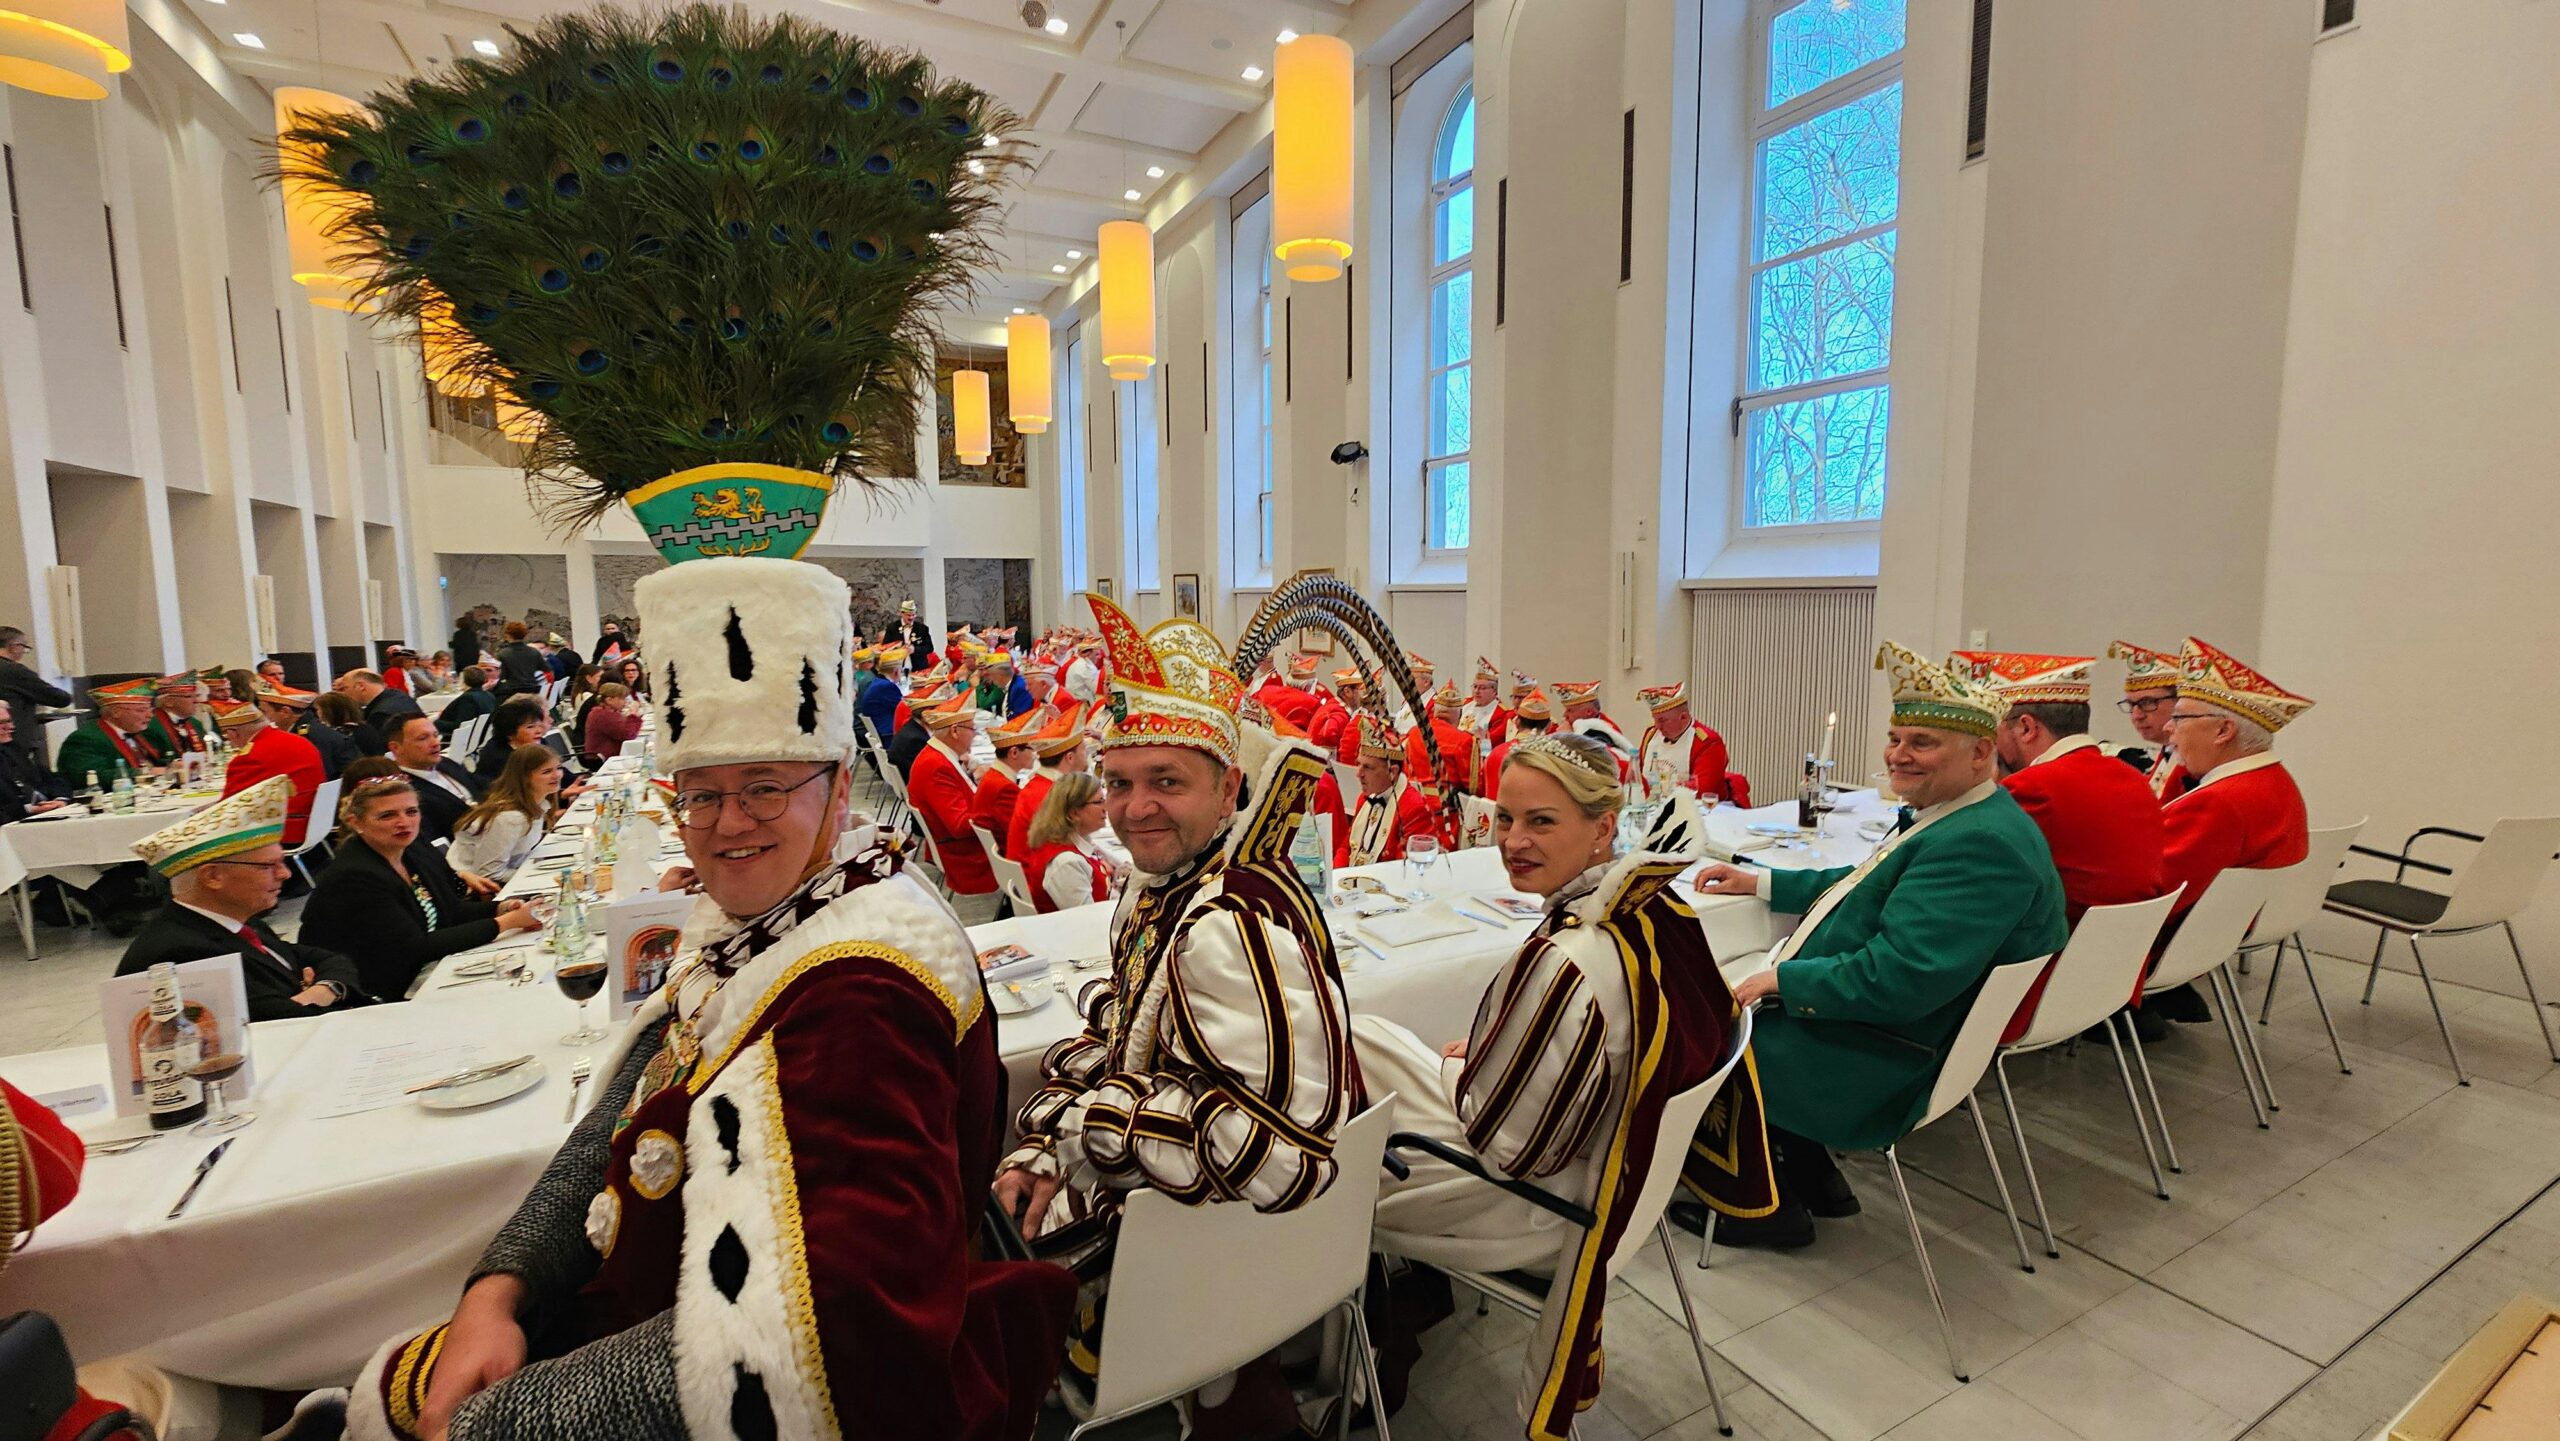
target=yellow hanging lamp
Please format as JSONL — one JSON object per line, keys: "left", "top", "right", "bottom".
{"left": 0, "top": 0, "right": 131, "bottom": 101}
{"left": 1272, "top": 34, "right": 1353, "bottom": 283}
{"left": 1006, "top": 313, "right": 1051, "bottom": 434}
{"left": 1097, "top": 219, "right": 1155, "bottom": 382}
{"left": 275, "top": 87, "right": 376, "bottom": 311}
{"left": 953, "top": 366, "right": 992, "bottom": 466}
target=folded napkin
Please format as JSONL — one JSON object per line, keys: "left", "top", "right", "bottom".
{"left": 1363, "top": 908, "right": 1472, "bottom": 949}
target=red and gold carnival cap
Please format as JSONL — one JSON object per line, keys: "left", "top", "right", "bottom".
{"left": 1285, "top": 652, "right": 1320, "bottom": 681}
{"left": 1085, "top": 593, "right": 1244, "bottom": 767}
{"left": 1356, "top": 713, "right": 1406, "bottom": 762}
{"left": 1509, "top": 668, "right": 1537, "bottom": 703}
{"left": 1431, "top": 679, "right": 1464, "bottom": 715}
{"left": 1512, "top": 687, "right": 1553, "bottom": 723}
{"left": 2106, "top": 641, "right": 2180, "bottom": 694}
{"left": 1947, "top": 651, "right": 2093, "bottom": 706}
{"left": 1551, "top": 681, "right": 1601, "bottom": 708}
{"left": 1639, "top": 681, "right": 1688, "bottom": 713}
{"left": 2177, "top": 637, "right": 2313, "bottom": 732}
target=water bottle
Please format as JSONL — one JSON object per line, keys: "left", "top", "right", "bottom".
{"left": 82, "top": 769, "right": 101, "bottom": 809}
{"left": 112, "top": 761, "right": 135, "bottom": 814}
{"left": 1290, "top": 811, "right": 1331, "bottom": 898}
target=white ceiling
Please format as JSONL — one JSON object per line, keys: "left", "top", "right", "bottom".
{"left": 193, "top": 0, "right": 1364, "bottom": 322}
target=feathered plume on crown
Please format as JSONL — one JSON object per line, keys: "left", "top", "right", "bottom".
{"left": 1233, "top": 570, "right": 1447, "bottom": 792}
{"left": 270, "top": 4, "right": 1020, "bottom": 532}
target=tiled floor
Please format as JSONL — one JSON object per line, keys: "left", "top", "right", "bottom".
{"left": 7, "top": 921, "right": 2557, "bottom": 1441}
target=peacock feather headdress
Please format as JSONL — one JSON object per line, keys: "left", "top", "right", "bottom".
{"left": 1234, "top": 570, "right": 1447, "bottom": 790}
{"left": 272, "top": 4, "right": 1018, "bottom": 551}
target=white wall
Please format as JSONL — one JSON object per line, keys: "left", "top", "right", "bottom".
{"left": 2263, "top": 0, "right": 2560, "bottom": 992}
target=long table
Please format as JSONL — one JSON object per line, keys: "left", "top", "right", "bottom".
{"left": 0, "top": 783, "right": 1890, "bottom": 1389}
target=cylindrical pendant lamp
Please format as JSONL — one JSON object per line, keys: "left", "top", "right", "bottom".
{"left": 1272, "top": 34, "right": 1353, "bottom": 283}
{"left": 0, "top": 0, "right": 132, "bottom": 101}
{"left": 418, "top": 290, "right": 487, "bottom": 397}
{"left": 276, "top": 87, "right": 375, "bottom": 311}
{"left": 497, "top": 399, "right": 540, "bottom": 444}
{"left": 1006, "top": 314, "right": 1052, "bottom": 434}
{"left": 1097, "top": 220, "right": 1155, "bottom": 382}
{"left": 954, "top": 368, "right": 992, "bottom": 466}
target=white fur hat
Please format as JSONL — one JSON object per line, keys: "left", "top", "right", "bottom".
{"left": 638, "top": 557, "right": 856, "bottom": 774}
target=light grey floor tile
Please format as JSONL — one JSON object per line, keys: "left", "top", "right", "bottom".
{"left": 2062, "top": 1283, "right": 2317, "bottom": 1419}
{"left": 1877, "top": 1378, "right": 2082, "bottom": 1441}
{"left": 1983, "top": 1327, "right": 2239, "bottom": 1441}
{"left": 1718, "top": 1299, "right": 1956, "bottom": 1441}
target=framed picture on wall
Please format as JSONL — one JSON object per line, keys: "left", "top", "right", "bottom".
{"left": 1096, "top": 577, "right": 1114, "bottom": 601}
{"left": 1172, "top": 573, "right": 1201, "bottom": 619}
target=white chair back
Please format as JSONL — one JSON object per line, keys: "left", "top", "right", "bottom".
{"left": 1916, "top": 956, "right": 2049, "bottom": 1131}
{"left": 2246, "top": 820, "right": 2364, "bottom": 946}
{"left": 2146, "top": 866, "right": 2278, "bottom": 993}
{"left": 450, "top": 714, "right": 491, "bottom": 769}
{"left": 290, "top": 778, "right": 343, "bottom": 858}
{"left": 1086, "top": 1096, "right": 1397, "bottom": 1421}
{"left": 975, "top": 823, "right": 1039, "bottom": 914}
{"left": 2009, "top": 890, "right": 2183, "bottom": 1052}
{"left": 1605, "top": 1006, "right": 1754, "bottom": 1281}
{"left": 2434, "top": 815, "right": 2560, "bottom": 932}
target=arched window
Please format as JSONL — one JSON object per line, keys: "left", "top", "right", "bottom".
{"left": 1424, "top": 83, "right": 1475, "bottom": 550}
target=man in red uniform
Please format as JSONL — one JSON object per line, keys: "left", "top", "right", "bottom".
{"left": 971, "top": 708, "right": 1042, "bottom": 858}
{"left": 1406, "top": 680, "right": 1478, "bottom": 796}
{"left": 1006, "top": 700, "right": 1090, "bottom": 861}
{"left": 1347, "top": 715, "right": 1440, "bottom": 867}
{"left": 1307, "top": 666, "right": 1355, "bottom": 757}
{"left": 1458, "top": 656, "right": 1510, "bottom": 747}
{"left": 1551, "top": 681, "right": 1632, "bottom": 780}
{"left": 1484, "top": 688, "right": 1553, "bottom": 802}
{"left": 2158, "top": 638, "right": 2312, "bottom": 930}
{"left": 1324, "top": 668, "right": 1369, "bottom": 766}
{"left": 1253, "top": 651, "right": 1325, "bottom": 731}
{"left": 1953, "top": 652, "right": 2169, "bottom": 1042}
{"left": 908, "top": 694, "right": 999, "bottom": 921}
{"left": 211, "top": 696, "right": 327, "bottom": 846}
{"left": 1633, "top": 680, "right": 1734, "bottom": 802}
{"left": 2109, "top": 640, "right": 2191, "bottom": 803}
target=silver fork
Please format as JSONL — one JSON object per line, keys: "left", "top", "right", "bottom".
{"left": 563, "top": 1057, "right": 593, "bottom": 1123}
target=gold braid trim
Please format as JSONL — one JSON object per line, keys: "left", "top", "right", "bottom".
{"left": 692, "top": 940, "right": 981, "bottom": 1092}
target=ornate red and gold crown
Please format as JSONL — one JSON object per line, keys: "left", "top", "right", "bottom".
{"left": 1086, "top": 593, "right": 1244, "bottom": 766}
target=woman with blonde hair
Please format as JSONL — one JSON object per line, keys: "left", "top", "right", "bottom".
{"left": 1019, "top": 771, "right": 1114, "bottom": 913}
{"left": 300, "top": 759, "right": 540, "bottom": 998}
{"left": 447, "top": 743, "right": 565, "bottom": 882}
{"left": 1350, "top": 732, "right": 1770, "bottom": 1431}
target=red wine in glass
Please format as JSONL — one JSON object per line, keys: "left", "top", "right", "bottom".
{"left": 556, "top": 961, "right": 609, "bottom": 1044}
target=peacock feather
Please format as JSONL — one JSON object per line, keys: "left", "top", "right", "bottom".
{"left": 272, "top": 4, "right": 1020, "bottom": 528}
{"left": 1235, "top": 570, "right": 1447, "bottom": 789}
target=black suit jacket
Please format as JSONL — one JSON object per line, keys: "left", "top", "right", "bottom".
{"left": 299, "top": 839, "right": 503, "bottom": 1000}
{"left": 492, "top": 643, "right": 547, "bottom": 700}
{"left": 0, "top": 655, "right": 70, "bottom": 770}
{"left": 118, "top": 905, "right": 371, "bottom": 1022}
{"left": 0, "top": 746, "right": 68, "bottom": 824}
{"left": 434, "top": 686, "right": 495, "bottom": 739}
{"left": 365, "top": 687, "right": 425, "bottom": 736}
{"left": 888, "top": 716, "right": 930, "bottom": 780}
{"left": 406, "top": 761, "right": 482, "bottom": 844}
{"left": 298, "top": 718, "right": 361, "bottom": 780}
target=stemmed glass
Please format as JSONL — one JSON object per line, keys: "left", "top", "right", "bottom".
{"left": 555, "top": 956, "right": 610, "bottom": 1045}
{"left": 1404, "top": 834, "right": 1442, "bottom": 894}
{"left": 187, "top": 1051, "right": 254, "bottom": 1134}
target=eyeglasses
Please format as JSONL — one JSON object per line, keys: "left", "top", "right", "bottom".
{"left": 671, "top": 766, "right": 832, "bottom": 830}
{"left": 2165, "top": 711, "right": 2222, "bottom": 727}
{"left": 201, "top": 858, "right": 292, "bottom": 874}
{"left": 2115, "top": 696, "right": 2174, "bottom": 715}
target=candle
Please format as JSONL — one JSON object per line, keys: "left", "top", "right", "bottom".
{"left": 1817, "top": 711, "right": 1837, "bottom": 768}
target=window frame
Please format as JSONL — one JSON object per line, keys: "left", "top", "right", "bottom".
{"left": 1058, "top": 326, "right": 1090, "bottom": 595}
{"left": 1734, "top": 0, "right": 1905, "bottom": 533}
{"left": 1121, "top": 361, "right": 1160, "bottom": 592}
{"left": 1422, "top": 81, "right": 1476, "bottom": 555}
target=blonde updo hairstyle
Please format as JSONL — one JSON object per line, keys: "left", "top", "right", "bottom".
{"left": 1500, "top": 733, "right": 1624, "bottom": 820}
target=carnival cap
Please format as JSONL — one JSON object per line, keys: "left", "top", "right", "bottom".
{"left": 133, "top": 775, "right": 291, "bottom": 877}
{"left": 2177, "top": 637, "right": 2313, "bottom": 732}
{"left": 1948, "top": 651, "right": 2094, "bottom": 706}
{"left": 1085, "top": 592, "right": 1243, "bottom": 767}
{"left": 1876, "top": 640, "right": 2002, "bottom": 738}
{"left": 2107, "top": 641, "right": 2181, "bottom": 694}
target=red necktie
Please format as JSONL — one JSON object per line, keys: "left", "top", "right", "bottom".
{"left": 237, "top": 924, "right": 289, "bottom": 973}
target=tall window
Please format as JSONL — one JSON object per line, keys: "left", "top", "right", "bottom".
{"left": 1122, "top": 371, "right": 1160, "bottom": 591}
{"left": 1425, "top": 84, "right": 1475, "bottom": 550}
{"left": 1739, "top": 0, "right": 1904, "bottom": 527}
{"left": 1059, "top": 328, "right": 1090, "bottom": 592}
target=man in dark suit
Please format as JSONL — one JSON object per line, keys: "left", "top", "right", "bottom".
{"left": 385, "top": 711, "right": 482, "bottom": 843}
{"left": 0, "top": 700, "right": 71, "bottom": 822}
{"left": 338, "top": 668, "right": 424, "bottom": 745}
{"left": 118, "top": 775, "right": 367, "bottom": 1021}
{"left": 0, "top": 626, "right": 71, "bottom": 772}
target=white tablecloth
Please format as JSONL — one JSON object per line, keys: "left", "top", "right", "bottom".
{"left": 0, "top": 786, "right": 1886, "bottom": 1390}
{"left": 0, "top": 795, "right": 212, "bottom": 880}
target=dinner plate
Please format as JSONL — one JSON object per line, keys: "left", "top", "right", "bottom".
{"left": 419, "top": 1059, "right": 547, "bottom": 1112}
{"left": 989, "top": 978, "right": 1052, "bottom": 1016}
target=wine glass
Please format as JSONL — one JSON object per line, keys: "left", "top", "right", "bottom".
{"left": 187, "top": 1051, "right": 254, "bottom": 1134}
{"left": 1404, "top": 833, "right": 1442, "bottom": 893}
{"left": 555, "top": 957, "right": 610, "bottom": 1045}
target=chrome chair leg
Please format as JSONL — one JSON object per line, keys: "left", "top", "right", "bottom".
{"left": 2506, "top": 922, "right": 2560, "bottom": 1064}
{"left": 1993, "top": 1056, "right": 2058, "bottom": 1257}
{"left": 2119, "top": 1012, "right": 2183, "bottom": 1174}
{"left": 2361, "top": 926, "right": 2389, "bottom": 1004}
{"left": 1695, "top": 1208, "right": 1718, "bottom": 1270}
{"left": 2407, "top": 936, "right": 2469, "bottom": 1086}
{"left": 2102, "top": 1016, "right": 2170, "bottom": 1198}
{"left": 1655, "top": 1219, "right": 1733, "bottom": 1436}
{"left": 2256, "top": 942, "right": 2281, "bottom": 1024}
{"left": 2291, "top": 937, "right": 2352, "bottom": 1075}
{"left": 2220, "top": 964, "right": 2281, "bottom": 1113}
{"left": 1964, "top": 1096, "right": 2035, "bottom": 1274}
{"left": 1884, "top": 1147, "right": 1967, "bottom": 1383}
{"left": 2208, "top": 967, "right": 2271, "bottom": 1129}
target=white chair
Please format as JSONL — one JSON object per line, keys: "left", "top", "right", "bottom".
{"left": 975, "top": 823, "right": 1041, "bottom": 916}
{"left": 1702, "top": 957, "right": 2048, "bottom": 1383}
{"left": 286, "top": 778, "right": 343, "bottom": 885}
{"left": 2135, "top": 866, "right": 2281, "bottom": 1156}
{"left": 1068, "top": 1097, "right": 1398, "bottom": 1441}
{"left": 2326, "top": 816, "right": 2560, "bottom": 1086}
{"left": 1991, "top": 890, "right": 2184, "bottom": 1255}
{"left": 1399, "top": 1008, "right": 1758, "bottom": 1437}
{"left": 449, "top": 713, "right": 492, "bottom": 770}
{"left": 2249, "top": 820, "right": 2368, "bottom": 1075}
{"left": 0, "top": 837, "right": 33, "bottom": 961}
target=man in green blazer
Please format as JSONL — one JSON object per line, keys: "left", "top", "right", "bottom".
{"left": 1688, "top": 641, "right": 2067, "bottom": 1248}
{"left": 55, "top": 677, "right": 168, "bottom": 787}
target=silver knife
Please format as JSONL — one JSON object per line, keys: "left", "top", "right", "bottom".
{"left": 405, "top": 1054, "right": 537, "bottom": 1094}
{"left": 167, "top": 1138, "right": 233, "bottom": 1220}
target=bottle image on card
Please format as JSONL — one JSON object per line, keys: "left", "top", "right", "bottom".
{"left": 140, "top": 961, "right": 208, "bottom": 1130}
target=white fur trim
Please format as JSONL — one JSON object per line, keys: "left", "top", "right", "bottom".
{"left": 674, "top": 1036, "right": 841, "bottom": 1441}
{"left": 345, "top": 1333, "right": 409, "bottom": 1441}
{"left": 693, "top": 871, "right": 979, "bottom": 1064}
{"left": 638, "top": 558, "right": 857, "bottom": 774}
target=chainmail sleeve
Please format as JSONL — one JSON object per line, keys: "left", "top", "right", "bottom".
{"left": 467, "top": 1018, "right": 668, "bottom": 1308}
{"left": 445, "top": 1310, "right": 685, "bottom": 1441}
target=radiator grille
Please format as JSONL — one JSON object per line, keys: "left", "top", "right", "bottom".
{"left": 1691, "top": 586, "right": 1878, "bottom": 801}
